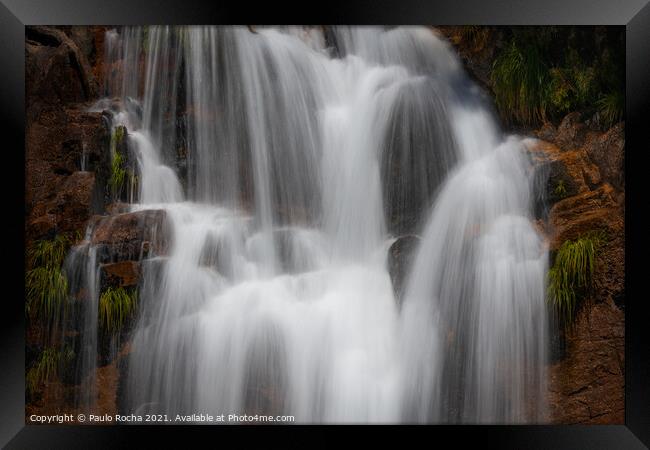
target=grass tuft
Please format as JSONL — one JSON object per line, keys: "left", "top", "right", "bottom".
{"left": 109, "top": 150, "right": 127, "bottom": 197}
{"left": 548, "top": 231, "right": 605, "bottom": 327}
{"left": 597, "top": 90, "right": 624, "bottom": 129}
{"left": 25, "top": 347, "right": 73, "bottom": 398}
{"left": 27, "top": 234, "right": 69, "bottom": 269}
{"left": 98, "top": 287, "right": 138, "bottom": 333}
{"left": 492, "top": 40, "right": 550, "bottom": 125}
{"left": 25, "top": 235, "right": 70, "bottom": 322}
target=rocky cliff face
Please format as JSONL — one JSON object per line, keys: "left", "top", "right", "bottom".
{"left": 526, "top": 114, "right": 625, "bottom": 424}
{"left": 24, "top": 26, "right": 162, "bottom": 419}
{"left": 25, "top": 26, "right": 110, "bottom": 242}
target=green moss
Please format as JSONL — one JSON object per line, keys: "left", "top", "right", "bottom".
{"left": 547, "top": 231, "right": 605, "bottom": 327}
{"left": 99, "top": 287, "right": 138, "bottom": 333}
{"left": 25, "top": 235, "right": 70, "bottom": 322}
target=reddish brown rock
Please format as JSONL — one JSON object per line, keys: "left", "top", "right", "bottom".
{"left": 25, "top": 26, "right": 99, "bottom": 107}
{"left": 547, "top": 183, "right": 623, "bottom": 251}
{"left": 547, "top": 297, "right": 624, "bottom": 424}
{"left": 25, "top": 105, "right": 111, "bottom": 240}
{"left": 553, "top": 112, "right": 588, "bottom": 151}
{"left": 27, "top": 171, "right": 97, "bottom": 240}
{"left": 525, "top": 139, "right": 603, "bottom": 212}
{"left": 100, "top": 261, "right": 141, "bottom": 289}
{"left": 527, "top": 114, "right": 625, "bottom": 425}
{"left": 90, "top": 210, "right": 170, "bottom": 263}
{"left": 583, "top": 122, "right": 625, "bottom": 191}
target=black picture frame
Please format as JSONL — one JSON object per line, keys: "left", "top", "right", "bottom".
{"left": 2, "top": 0, "right": 649, "bottom": 447}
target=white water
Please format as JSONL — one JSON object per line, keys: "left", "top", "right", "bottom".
{"left": 77, "top": 26, "right": 548, "bottom": 423}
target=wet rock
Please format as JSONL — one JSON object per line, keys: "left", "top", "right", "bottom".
{"left": 272, "top": 229, "right": 313, "bottom": 274}
{"left": 137, "top": 257, "right": 169, "bottom": 326}
{"left": 387, "top": 235, "right": 421, "bottom": 306}
{"left": 525, "top": 139, "right": 602, "bottom": 219}
{"left": 583, "top": 122, "right": 625, "bottom": 191}
{"left": 100, "top": 261, "right": 141, "bottom": 289}
{"left": 554, "top": 112, "right": 588, "bottom": 151}
{"left": 26, "top": 105, "right": 111, "bottom": 240}
{"left": 90, "top": 209, "right": 170, "bottom": 263}
{"left": 535, "top": 122, "right": 557, "bottom": 142}
{"left": 27, "top": 171, "right": 98, "bottom": 240}
{"left": 547, "top": 297, "right": 624, "bottom": 424}
{"left": 547, "top": 183, "right": 622, "bottom": 251}
{"left": 105, "top": 202, "right": 131, "bottom": 215}
{"left": 25, "top": 26, "right": 99, "bottom": 106}
{"left": 381, "top": 78, "right": 458, "bottom": 235}
{"left": 434, "top": 26, "right": 503, "bottom": 95}
{"left": 199, "top": 232, "right": 235, "bottom": 279}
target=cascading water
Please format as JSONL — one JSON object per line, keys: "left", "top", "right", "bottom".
{"left": 72, "top": 25, "right": 548, "bottom": 423}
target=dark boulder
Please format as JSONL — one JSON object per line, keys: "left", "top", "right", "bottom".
{"left": 387, "top": 235, "right": 421, "bottom": 306}
{"left": 381, "top": 78, "right": 457, "bottom": 235}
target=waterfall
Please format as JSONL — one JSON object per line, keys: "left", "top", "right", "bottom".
{"left": 72, "top": 25, "right": 548, "bottom": 423}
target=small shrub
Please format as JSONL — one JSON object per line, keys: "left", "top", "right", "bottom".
{"left": 99, "top": 287, "right": 138, "bottom": 333}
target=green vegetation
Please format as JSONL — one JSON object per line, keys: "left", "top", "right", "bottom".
{"left": 548, "top": 50, "right": 598, "bottom": 115}
{"left": 597, "top": 90, "right": 624, "bottom": 128}
{"left": 553, "top": 180, "right": 567, "bottom": 198}
{"left": 548, "top": 231, "right": 605, "bottom": 327}
{"left": 98, "top": 287, "right": 138, "bottom": 333}
{"left": 25, "top": 235, "right": 70, "bottom": 322}
{"left": 109, "top": 126, "right": 128, "bottom": 198}
{"left": 26, "top": 347, "right": 73, "bottom": 398}
{"left": 142, "top": 26, "right": 149, "bottom": 50}
{"left": 109, "top": 150, "right": 127, "bottom": 196}
{"left": 490, "top": 27, "right": 624, "bottom": 127}
{"left": 27, "top": 234, "right": 68, "bottom": 269}
{"left": 492, "top": 39, "right": 550, "bottom": 125}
